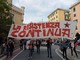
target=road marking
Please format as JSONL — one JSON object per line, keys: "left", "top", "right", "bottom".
{"left": 76, "top": 49, "right": 80, "bottom": 52}
{"left": 11, "top": 50, "right": 23, "bottom": 60}
{"left": 0, "top": 48, "right": 20, "bottom": 60}
{"left": 55, "top": 48, "right": 65, "bottom": 60}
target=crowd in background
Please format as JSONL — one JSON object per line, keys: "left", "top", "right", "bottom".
{"left": 27, "top": 38, "right": 53, "bottom": 59}
{"left": 0, "top": 32, "right": 80, "bottom": 60}
{"left": 0, "top": 38, "right": 14, "bottom": 59}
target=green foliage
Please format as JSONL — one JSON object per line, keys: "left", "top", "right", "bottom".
{"left": 0, "top": 0, "right": 13, "bottom": 39}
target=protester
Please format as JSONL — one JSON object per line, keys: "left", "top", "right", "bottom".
{"left": 19, "top": 39, "right": 23, "bottom": 50}
{"left": 1, "top": 42, "right": 6, "bottom": 54}
{"left": 6, "top": 43, "right": 10, "bottom": 58}
{"left": 75, "top": 32, "right": 80, "bottom": 40}
{"left": 23, "top": 39, "right": 27, "bottom": 50}
{"left": 69, "top": 40, "right": 74, "bottom": 56}
{"left": 71, "top": 32, "right": 80, "bottom": 57}
{"left": 28, "top": 40, "right": 34, "bottom": 59}
{"left": 46, "top": 38, "right": 52, "bottom": 58}
{"left": 69, "top": 40, "right": 78, "bottom": 57}
{"left": 8, "top": 40, "right": 14, "bottom": 57}
{"left": 36, "top": 39, "right": 41, "bottom": 54}
{"left": 74, "top": 38, "right": 79, "bottom": 57}
{"left": 0, "top": 37, "right": 3, "bottom": 46}
{"left": 6, "top": 40, "right": 14, "bottom": 58}
{"left": 61, "top": 39, "right": 68, "bottom": 59}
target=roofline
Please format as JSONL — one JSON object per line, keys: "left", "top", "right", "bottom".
{"left": 12, "top": 5, "right": 24, "bottom": 14}
{"left": 48, "top": 8, "right": 69, "bottom": 17}
{"left": 70, "top": 1, "right": 80, "bottom": 9}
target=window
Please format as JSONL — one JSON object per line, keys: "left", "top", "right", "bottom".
{"left": 54, "top": 17, "right": 55, "bottom": 20}
{"left": 48, "top": 16, "right": 50, "bottom": 18}
{"left": 74, "top": 19, "right": 78, "bottom": 22}
{"left": 56, "top": 20, "right": 58, "bottom": 21}
{"left": 56, "top": 11, "right": 57, "bottom": 14}
{"left": 56, "top": 16, "right": 58, "bottom": 18}
{"left": 65, "top": 15, "right": 68, "bottom": 20}
{"left": 75, "top": 26, "right": 77, "bottom": 30}
{"left": 73, "top": 8, "right": 76, "bottom": 12}
{"left": 52, "top": 13, "right": 54, "bottom": 16}
{"left": 51, "top": 19, "right": 53, "bottom": 21}
{"left": 73, "top": 19, "right": 78, "bottom": 30}
{"left": 74, "top": 14, "right": 76, "bottom": 17}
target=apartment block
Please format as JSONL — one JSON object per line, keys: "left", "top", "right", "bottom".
{"left": 70, "top": 1, "right": 80, "bottom": 33}
{"left": 48, "top": 8, "right": 70, "bottom": 22}
{"left": 12, "top": 5, "right": 24, "bottom": 24}
{"left": 7, "top": 0, "right": 24, "bottom": 24}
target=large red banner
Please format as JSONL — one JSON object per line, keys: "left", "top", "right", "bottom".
{"left": 8, "top": 21, "right": 77, "bottom": 39}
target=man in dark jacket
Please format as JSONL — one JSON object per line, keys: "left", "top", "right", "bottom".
{"left": 46, "top": 38, "right": 52, "bottom": 58}
{"left": 8, "top": 40, "right": 14, "bottom": 57}
{"left": 36, "top": 39, "right": 41, "bottom": 54}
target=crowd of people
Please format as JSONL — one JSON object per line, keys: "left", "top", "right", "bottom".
{"left": 0, "top": 32, "right": 80, "bottom": 60}
{"left": 59, "top": 32, "right": 80, "bottom": 60}
{"left": 0, "top": 38, "right": 14, "bottom": 60}
{"left": 6, "top": 39, "right": 14, "bottom": 58}
{"left": 27, "top": 38, "right": 53, "bottom": 60}
{"left": 27, "top": 32, "right": 80, "bottom": 60}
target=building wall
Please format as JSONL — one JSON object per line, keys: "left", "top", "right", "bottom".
{"left": 12, "top": 5, "right": 24, "bottom": 24}
{"left": 12, "top": 9, "right": 23, "bottom": 24}
{"left": 48, "top": 9, "right": 68, "bottom": 22}
{"left": 70, "top": 3, "right": 80, "bottom": 33}
{"left": 48, "top": 10, "right": 60, "bottom": 22}
{"left": 7, "top": 0, "right": 24, "bottom": 24}
{"left": 58, "top": 10, "right": 65, "bottom": 21}
{"left": 53, "top": 10, "right": 59, "bottom": 22}
{"left": 7, "top": 0, "right": 12, "bottom": 4}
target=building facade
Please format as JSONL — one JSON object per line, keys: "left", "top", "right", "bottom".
{"left": 12, "top": 5, "right": 24, "bottom": 24}
{"left": 7, "top": 0, "right": 12, "bottom": 4}
{"left": 48, "top": 8, "right": 70, "bottom": 22}
{"left": 7, "top": 0, "right": 24, "bottom": 24}
{"left": 70, "top": 1, "right": 80, "bottom": 33}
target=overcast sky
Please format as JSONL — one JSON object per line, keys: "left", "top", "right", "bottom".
{"left": 12, "top": 0, "right": 78, "bottom": 24}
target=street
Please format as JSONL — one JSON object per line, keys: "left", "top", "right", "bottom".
{"left": 0, "top": 0, "right": 80, "bottom": 60}
{"left": 13, "top": 45, "right": 62, "bottom": 60}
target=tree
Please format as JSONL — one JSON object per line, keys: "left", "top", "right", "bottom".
{"left": 0, "top": 0, "right": 13, "bottom": 41}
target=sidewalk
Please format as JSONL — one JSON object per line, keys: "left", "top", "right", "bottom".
{"left": 1, "top": 48, "right": 23, "bottom": 60}
{"left": 76, "top": 46, "right": 80, "bottom": 52}
{"left": 58, "top": 46, "right": 80, "bottom": 60}
{"left": 0, "top": 43, "right": 19, "bottom": 58}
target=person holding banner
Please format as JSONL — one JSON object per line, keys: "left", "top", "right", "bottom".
{"left": 74, "top": 32, "right": 80, "bottom": 47}
{"left": 72, "top": 32, "right": 80, "bottom": 57}
{"left": 28, "top": 40, "right": 34, "bottom": 59}
{"left": 6, "top": 40, "right": 14, "bottom": 58}
{"left": 73, "top": 40, "right": 79, "bottom": 57}
{"left": 19, "top": 39, "right": 23, "bottom": 50}
{"left": 69, "top": 40, "right": 78, "bottom": 57}
{"left": 36, "top": 39, "right": 41, "bottom": 54}
{"left": 23, "top": 39, "right": 27, "bottom": 50}
{"left": 46, "top": 38, "right": 52, "bottom": 58}
{"left": 61, "top": 39, "right": 68, "bottom": 59}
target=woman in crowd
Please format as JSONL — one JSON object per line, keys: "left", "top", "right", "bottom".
{"left": 28, "top": 40, "right": 34, "bottom": 60}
